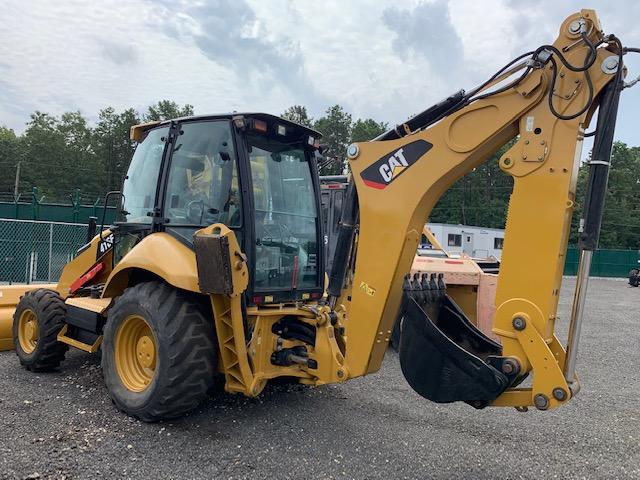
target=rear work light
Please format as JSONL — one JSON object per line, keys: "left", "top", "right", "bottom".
{"left": 253, "top": 119, "right": 268, "bottom": 133}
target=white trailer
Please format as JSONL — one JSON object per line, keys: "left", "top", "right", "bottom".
{"left": 425, "top": 223, "right": 505, "bottom": 260}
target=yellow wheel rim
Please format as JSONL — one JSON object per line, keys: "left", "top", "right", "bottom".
{"left": 18, "top": 309, "right": 39, "bottom": 354}
{"left": 115, "top": 315, "right": 157, "bottom": 392}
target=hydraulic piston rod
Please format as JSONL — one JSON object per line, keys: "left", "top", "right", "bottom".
{"left": 565, "top": 71, "right": 623, "bottom": 384}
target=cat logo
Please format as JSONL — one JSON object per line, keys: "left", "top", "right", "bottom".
{"left": 379, "top": 148, "right": 409, "bottom": 183}
{"left": 360, "top": 139, "right": 432, "bottom": 189}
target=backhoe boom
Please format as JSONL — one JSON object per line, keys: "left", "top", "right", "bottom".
{"left": 331, "top": 9, "right": 623, "bottom": 410}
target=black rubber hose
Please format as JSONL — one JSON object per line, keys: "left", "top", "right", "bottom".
{"left": 547, "top": 55, "right": 595, "bottom": 120}
{"left": 578, "top": 71, "right": 623, "bottom": 250}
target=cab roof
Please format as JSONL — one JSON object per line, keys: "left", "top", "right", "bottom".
{"left": 130, "top": 112, "right": 321, "bottom": 142}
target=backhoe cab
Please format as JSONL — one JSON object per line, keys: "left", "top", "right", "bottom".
{"left": 123, "top": 113, "right": 324, "bottom": 302}
{"left": 7, "top": 9, "right": 636, "bottom": 421}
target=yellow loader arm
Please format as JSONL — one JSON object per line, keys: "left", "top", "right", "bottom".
{"left": 328, "top": 9, "right": 626, "bottom": 411}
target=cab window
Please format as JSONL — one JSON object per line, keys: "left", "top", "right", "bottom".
{"left": 164, "top": 121, "right": 241, "bottom": 227}
{"left": 248, "top": 134, "right": 319, "bottom": 291}
{"left": 120, "top": 126, "right": 168, "bottom": 223}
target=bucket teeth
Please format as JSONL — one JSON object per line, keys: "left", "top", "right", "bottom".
{"left": 403, "top": 273, "right": 412, "bottom": 291}
{"left": 421, "top": 273, "right": 431, "bottom": 304}
{"left": 429, "top": 273, "right": 438, "bottom": 293}
{"left": 403, "top": 271, "right": 448, "bottom": 305}
{"left": 412, "top": 272, "right": 423, "bottom": 303}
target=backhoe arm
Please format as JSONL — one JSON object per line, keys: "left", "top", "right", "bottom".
{"left": 334, "top": 10, "right": 624, "bottom": 410}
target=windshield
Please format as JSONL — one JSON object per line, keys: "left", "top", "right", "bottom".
{"left": 248, "top": 134, "right": 319, "bottom": 291}
{"left": 164, "top": 121, "right": 241, "bottom": 227}
{"left": 120, "top": 127, "right": 168, "bottom": 223}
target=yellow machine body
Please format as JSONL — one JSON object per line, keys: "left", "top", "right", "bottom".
{"left": 4, "top": 10, "right": 627, "bottom": 416}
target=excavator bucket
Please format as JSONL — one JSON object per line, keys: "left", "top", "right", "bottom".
{"left": 398, "top": 273, "right": 514, "bottom": 407}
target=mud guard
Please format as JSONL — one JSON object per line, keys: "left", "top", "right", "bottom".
{"left": 399, "top": 293, "right": 510, "bottom": 406}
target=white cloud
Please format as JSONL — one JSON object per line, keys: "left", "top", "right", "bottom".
{"left": 0, "top": 0, "right": 639, "bottom": 148}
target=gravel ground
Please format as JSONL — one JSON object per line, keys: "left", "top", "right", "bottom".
{"left": 0, "top": 277, "right": 638, "bottom": 479}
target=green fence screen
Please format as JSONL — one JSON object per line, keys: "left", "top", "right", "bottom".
{"left": 3, "top": 191, "right": 637, "bottom": 279}
{"left": 564, "top": 247, "right": 640, "bottom": 277}
{"left": 0, "top": 219, "right": 89, "bottom": 284}
{"left": 0, "top": 201, "right": 116, "bottom": 224}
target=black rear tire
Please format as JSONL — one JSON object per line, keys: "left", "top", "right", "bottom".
{"left": 12, "top": 289, "right": 68, "bottom": 371}
{"left": 102, "top": 281, "right": 218, "bottom": 422}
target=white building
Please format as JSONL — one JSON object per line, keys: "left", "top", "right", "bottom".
{"left": 426, "top": 223, "right": 505, "bottom": 260}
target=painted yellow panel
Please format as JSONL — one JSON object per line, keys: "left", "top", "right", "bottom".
{"left": 57, "top": 230, "right": 114, "bottom": 298}
{"left": 103, "top": 232, "right": 199, "bottom": 297}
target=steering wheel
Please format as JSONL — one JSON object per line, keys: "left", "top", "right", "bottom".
{"left": 185, "top": 200, "right": 204, "bottom": 224}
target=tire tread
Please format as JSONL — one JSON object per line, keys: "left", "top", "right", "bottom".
{"left": 102, "top": 281, "right": 217, "bottom": 422}
{"left": 13, "top": 289, "right": 68, "bottom": 372}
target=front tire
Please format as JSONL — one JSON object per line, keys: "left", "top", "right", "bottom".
{"left": 12, "top": 289, "right": 68, "bottom": 371}
{"left": 102, "top": 281, "right": 217, "bottom": 422}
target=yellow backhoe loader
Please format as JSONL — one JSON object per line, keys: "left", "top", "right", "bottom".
{"left": 1, "top": 9, "right": 636, "bottom": 420}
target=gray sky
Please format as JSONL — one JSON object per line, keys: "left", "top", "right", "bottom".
{"left": 2, "top": 0, "right": 640, "bottom": 150}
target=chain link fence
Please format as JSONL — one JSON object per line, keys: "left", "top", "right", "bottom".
{"left": 0, "top": 218, "right": 89, "bottom": 284}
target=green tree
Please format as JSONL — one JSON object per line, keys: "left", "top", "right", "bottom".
{"left": 93, "top": 107, "right": 140, "bottom": 194}
{"left": 430, "top": 143, "right": 514, "bottom": 228}
{"left": 350, "top": 118, "right": 388, "bottom": 142}
{"left": 58, "top": 111, "right": 101, "bottom": 200}
{"left": 314, "top": 105, "right": 352, "bottom": 175}
{"left": 144, "top": 100, "right": 194, "bottom": 122}
{"left": 0, "top": 127, "right": 22, "bottom": 199}
{"left": 20, "top": 112, "right": 66, "bottom": 201}
{"left": 570, "top": 142, "right": 640, "bottom": 249}
{"left": 3, "top": 103, "right": 638, "bottom": 251}
{"left": 281, "top": 105, "right": 314, "bottom": 127}
{"left": 18, "top": 111, "right": 102, "bottom": 202}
